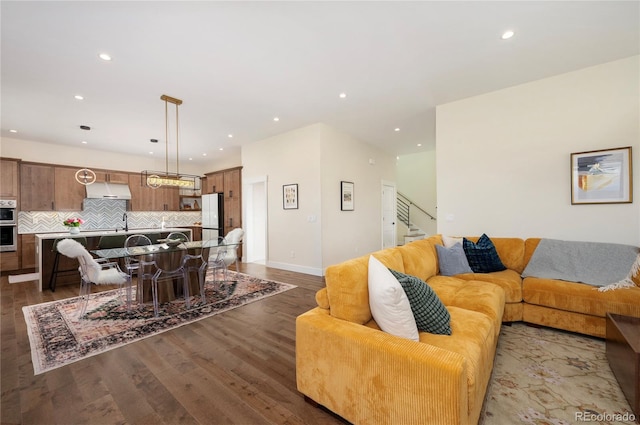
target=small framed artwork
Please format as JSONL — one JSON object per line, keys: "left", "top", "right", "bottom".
{"left": 571, "top": 146, "right": 632, "bottom": 204}
{"left": 283, "top": 184, "right": 298, "bottom": 209}
{"left": 341, "top": 181, "right": 354, "bottom": 211}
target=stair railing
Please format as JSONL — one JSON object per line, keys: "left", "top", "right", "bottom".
{"left": 397, "top": 192, "right": 436, "bottom": 229}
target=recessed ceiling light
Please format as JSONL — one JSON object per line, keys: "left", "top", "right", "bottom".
{"left": 339, "top": 93, "right": 347, "bottom": 99}
{"left": 74, "top": 95, "right": 84, "bottom": 100}
{"left": 501, "top": 30, "right": 515, "bottom": 40}
{"left": 417, "top": 143, "right": 422, "bottom": 147}
{"left": 202, "top": 153, "right": 207, "bottom": 156}
{"left": 149, "top": 152, "right": 154, "bottom": 155}
{"left": 219, "top": 148, "right": 224, "bottom": 151}
{"left": 81, "top": 141, "right": 87, "bottom": 144}
{"left": 99, "top": 53, "right": 112, "bottom": 61}
{"left": 394, "top": 128, "right": 400, "bottom": 132}
{"left": 9, "top": 129, "right": 17, "bottom": 133}
{"left": 273, "top": 117, "right": 280, "bottom": 122}
{"left": 228, "top": 134, "right": 233, "bottom": 138}
{"left": 189, "top": 157, "right": 193, "bottom": 161}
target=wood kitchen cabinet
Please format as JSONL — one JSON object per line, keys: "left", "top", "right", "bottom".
{"left": 158, "top": 186, "right": 180, "bottom": 211}
{"left": 20, "top": 234, "right": 36, "bottom": 269}
{"left": 204, "top": 172, "right": 224, "bottom": 194}
{"left": 95, "top": 170, "right": 130, "bottom": 184}
{"left": 0, "top": 251, "right": 19, "bottom": 271}
{"left": 0, "top": 159, "right": 19, "bottom": 198}
{"left": 204, "top": 166, "right": 242, "bottom": 237}
{"left": 20, "top": 164, "right": 88, "bottom": 211}
{"left": 128, "top": 174, "right": 180, "bottom": 211}
{"left": 129, "top": 174, "right": 153, "bottom": 211}
{"left": 20, "top": 163, "right": 55, "bottom": 211}
{"left": 223, "top": 168, "right": 241, "bottom": 233}
{"left": 54, "top": 167, "right": 86, "bottom": 211}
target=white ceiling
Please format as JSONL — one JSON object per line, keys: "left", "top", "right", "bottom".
{"left": 2, "top": 1, "right": 639, "bottom": 165}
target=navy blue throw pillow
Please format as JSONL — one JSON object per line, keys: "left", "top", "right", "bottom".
{"left": 462, "top": 234, "right": 507, "bottom": 273}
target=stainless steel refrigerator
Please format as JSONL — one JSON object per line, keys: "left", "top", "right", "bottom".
{"left": 201, "top": 193, "right": 224, "bottom": 241}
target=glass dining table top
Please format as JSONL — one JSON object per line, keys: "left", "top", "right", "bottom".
{"left": 92, "top": 240, "right": 239, "bottom": 260}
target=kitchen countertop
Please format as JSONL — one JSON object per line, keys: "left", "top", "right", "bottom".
{"left": 34, "top": 227, "right": 192, "bottom": 240}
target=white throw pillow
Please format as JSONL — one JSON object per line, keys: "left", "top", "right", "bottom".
{"left": 442, "top": 235, "right": 463, "bottom": 248}
{"left": 367, "top": 256, "right": 419, "bottom": 341}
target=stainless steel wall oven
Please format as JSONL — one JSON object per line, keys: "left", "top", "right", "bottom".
{"left": 0, "top": 200, "right": 17, "bottom": 252}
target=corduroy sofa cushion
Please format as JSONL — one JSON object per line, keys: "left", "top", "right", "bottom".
{"left": 523, "top": 276, "right": 640, "bottom": 318}
{"left": 325, "top": 248, "right": 405, "bottom": 325}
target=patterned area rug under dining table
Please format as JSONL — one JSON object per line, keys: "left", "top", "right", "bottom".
{"left": 23, "top": 270, "right": 296, "bottom": 375}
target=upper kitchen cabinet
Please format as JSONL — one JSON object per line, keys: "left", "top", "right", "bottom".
{"left": 128, "top": 174, "right": 180, "bottom": 211}
{"left": 0, "top": 159, "right": 19, "bottom": 198}
{"left": 20, "top": 163, "right": 55, "bottom": 211}
{"left": 54, "top": 166, "right": 87, "bottom": 211}
{"left": 95, "top": 170, "right": 130, "bottom": 184}
{"left": 204, "top": 172, "right": 224, "bottom": 194}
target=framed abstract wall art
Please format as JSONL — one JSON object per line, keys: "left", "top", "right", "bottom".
{"left": 571, "top": 146, "right": 632, "bottom": 204}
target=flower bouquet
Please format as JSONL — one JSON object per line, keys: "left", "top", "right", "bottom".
{"left": 63, "top": 218, "right": 85, "bottom": 234}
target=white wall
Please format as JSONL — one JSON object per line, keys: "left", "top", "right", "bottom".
{"left": 436, "top": 56, "right": 640, "bottom": 246}
{"left": 319, "top": 124, "right": 396, "bottom": 268}
{"left": 396, "top": 150, "right": 437, "bottom": 238}
{"left": 242, "top": 124, "right": 323, "bottom": 275}
{"left": 242, "top": 122, "right": 397, "bottom": 275}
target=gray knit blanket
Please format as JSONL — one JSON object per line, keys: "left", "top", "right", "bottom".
{"left": 521, "top": 238, "right": 639, "bottom": 287}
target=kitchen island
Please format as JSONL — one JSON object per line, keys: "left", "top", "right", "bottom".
{"left": 35, "top": 228, "right": 192, "bottom": 292}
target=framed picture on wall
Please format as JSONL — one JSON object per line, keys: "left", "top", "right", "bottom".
{"left": 283, "top": 184, "right": 298, "bottom": 209}
{"left": 571, "top": 146, "right": 632, "bottom": 204}
{"left": 341, "top": 181, "right": 354, "bottom": 211}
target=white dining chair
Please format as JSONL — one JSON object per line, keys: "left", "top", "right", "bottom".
{"left": 56, "top": 238, "right": 132, "bottom": 318}
{"left": 223, "top": 228, "right": 244, "bottom": 271}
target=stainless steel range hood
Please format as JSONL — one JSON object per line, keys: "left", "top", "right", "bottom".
{"left": 85, "top": 182, "right": 132, "bottom": 200}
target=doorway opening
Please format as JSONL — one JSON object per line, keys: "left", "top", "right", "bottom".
{"left": 243, "top": 177, "right": 268, "bottom": 264}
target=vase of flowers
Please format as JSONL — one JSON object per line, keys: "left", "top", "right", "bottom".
{"left": 63, "top": 218, "right": 84, "bottom": 234}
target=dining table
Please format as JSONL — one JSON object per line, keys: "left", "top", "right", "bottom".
{"left": 92, "top": 240, "right": 238, "bottom": 304}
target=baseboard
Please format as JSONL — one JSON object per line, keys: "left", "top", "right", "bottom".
{"left": 266, "top": 261, "right": 323, "bottom": 277}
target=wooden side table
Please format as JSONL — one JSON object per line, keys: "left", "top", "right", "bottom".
{"left": 606, "top": 313, "right": 640, "bottom": 423}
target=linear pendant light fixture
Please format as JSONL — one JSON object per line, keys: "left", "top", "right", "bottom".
{"left": 141, "top": 94, "right": 200, "bottom": 189}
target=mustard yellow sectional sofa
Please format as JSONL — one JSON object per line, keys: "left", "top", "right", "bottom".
{"left": 296, "top": 235, "right": 640, "bottom": 425}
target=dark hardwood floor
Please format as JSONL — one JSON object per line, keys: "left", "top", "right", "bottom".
{"left": 1, "top": 264, "right": 349, "bottom": 425}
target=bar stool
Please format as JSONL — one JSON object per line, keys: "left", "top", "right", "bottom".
{"left": 49, "top": 236, "right": 88, "bottom": 292}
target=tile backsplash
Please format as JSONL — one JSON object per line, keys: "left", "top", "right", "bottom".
{"left": 18, "top": 199, "right": 201, "bottom": 234}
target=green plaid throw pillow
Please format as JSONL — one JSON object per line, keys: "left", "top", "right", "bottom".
{"left": 388, "top": 269, "right": 452, "bottom": 335}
